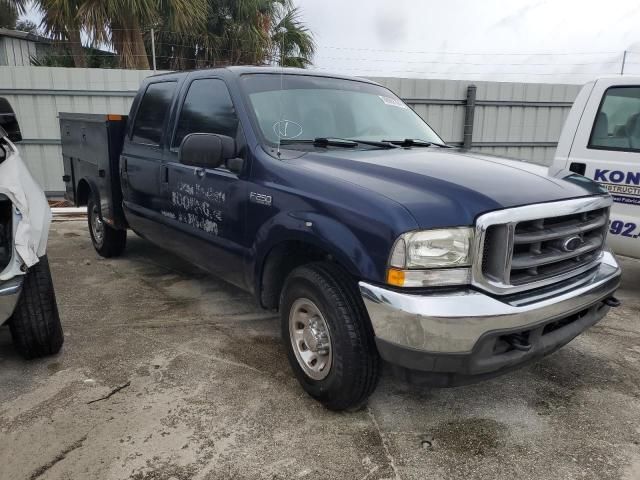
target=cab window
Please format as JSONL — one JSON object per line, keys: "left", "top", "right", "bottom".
{"left": 588, "top": 86, "right": 640, "bottom": 152}
{"left": 131, "top": 81, "right": 177, "bottom": 146}
{"left": 172, "top": 78, "right": 239, "bottom": 149}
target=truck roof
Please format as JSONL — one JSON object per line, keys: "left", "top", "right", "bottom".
{"left": 146, "top": 66, "right": 382, "bottom": 86}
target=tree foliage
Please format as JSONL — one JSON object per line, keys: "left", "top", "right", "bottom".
{"left": 149, "top": 0, "right": 316, "bottom": 70}
{"left": 0, "top": 0, "right": 19, "bottom": 28}
{"left": 4, "top": 0, "right": 315, "bottom": 70}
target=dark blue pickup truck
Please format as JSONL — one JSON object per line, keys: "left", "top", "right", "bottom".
{"left": 61, "top": 67, "right": 622, "bottom": 410}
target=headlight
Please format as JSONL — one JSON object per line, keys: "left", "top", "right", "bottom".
{"left": 387, "top": 227, "right": 474, "bottom": 287}
{"left": 389, "top": 227, "right": 473, "bottom": 268}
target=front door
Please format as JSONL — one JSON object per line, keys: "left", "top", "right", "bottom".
{"left": 163, "top": 77, "right": 248, "bottom": 288}
{"left": 568, "top": 82, "right": 640, "bottom": 258}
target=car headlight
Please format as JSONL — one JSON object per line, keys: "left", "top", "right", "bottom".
{"left": 387, "top": 227, "right": 474, "bottom": 287}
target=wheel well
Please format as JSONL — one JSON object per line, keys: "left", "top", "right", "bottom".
{"left": 76, "top": 179, "right": 91, "bottom": 206}
{"left": 260, "top": 241, "right": 347, "bottom": 310}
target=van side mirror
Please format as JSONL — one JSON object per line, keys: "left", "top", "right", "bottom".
{"left": 0, "top": 98, "right": 22, "bottom": 143}
{"left": 179, "top": 133, "right": 235, "bottom": 169}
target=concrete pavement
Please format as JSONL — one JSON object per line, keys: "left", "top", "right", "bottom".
{"left": 1, "top": 220, "right": 639, "bottom": 480}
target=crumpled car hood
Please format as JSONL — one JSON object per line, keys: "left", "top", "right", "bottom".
{"left": 0, "top": 139, "right": 51, "bottom": 280}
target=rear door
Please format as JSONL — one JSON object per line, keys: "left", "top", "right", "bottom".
{"left": 121, "top": 80, "right": 178, "bottom": 238}
{"left": 567, "top": 80, "right": 640, "bottom": 258}
{"left": 163, "top": 76, "right": 248, "bottom": 288}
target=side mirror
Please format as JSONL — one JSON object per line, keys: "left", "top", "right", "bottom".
{"left": 179, "top": 133, "right": 235, "bottom": 169}
{"left": 0, "top": 98, "right": 22, "bottom": 143}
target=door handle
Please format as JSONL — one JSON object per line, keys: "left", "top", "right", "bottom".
{"left": 195, "top": 167, "right": 205, "bottom": 178}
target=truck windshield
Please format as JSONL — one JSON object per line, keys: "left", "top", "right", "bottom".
{"left": 240, "top": 74, "right": 443, "bottom": 148}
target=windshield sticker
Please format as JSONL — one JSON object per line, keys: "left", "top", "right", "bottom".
{"left": 273, "top": 119, "right": 303, "bottom": 139}
{"left": 379, "top": 96, "right": 408, "bottom": 109}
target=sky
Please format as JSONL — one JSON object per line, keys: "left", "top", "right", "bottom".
{"left": 293, "top": 0, "right": 640, "bottom": 83}
{"left": 22, "top": 0, "right": 640, "bottom": 84}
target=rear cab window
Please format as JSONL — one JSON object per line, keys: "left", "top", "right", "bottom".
{"left": 589, "top": 86, "right": 640, "bottom": 152}
{"left": 131, "top": 81, "right": 177, "bottom": 146}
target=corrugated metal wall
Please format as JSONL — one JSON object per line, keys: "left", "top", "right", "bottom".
{"left": 0, "top": 67, "right": 160, "bottom": 192}
{"left": 0, "top": 38, "right": 38, "bottom": 67}
{"left": 0, "top": 66, "right": 582, "bottom": 193}
{"left": 372, "top": 77, "right": 581, "bottom": 164}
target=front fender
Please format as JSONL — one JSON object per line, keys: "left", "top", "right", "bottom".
{"left": 251, "top": 210, "right": 386, "bottom": 293}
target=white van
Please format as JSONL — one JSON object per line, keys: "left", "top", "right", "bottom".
{"left": 554, "top": 76, "right": 640, "bottom": 259}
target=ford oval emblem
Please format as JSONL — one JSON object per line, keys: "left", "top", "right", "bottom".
{"left": 562, "top": 236, "right": 583, "bottom": 252}
{"left": 273, "top": 120, "right": 303, "bottom": 140}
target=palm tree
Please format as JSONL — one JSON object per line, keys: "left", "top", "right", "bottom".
{"left": 36, "top": 0, "right": 87, "bottom": 67}
{"left": 196, "top": 0, "right": 314, "bottom": 68}
{"left": 0, "top": 0, "right": 19, "bottom": 29}
{"left": 271, "top": 6, "right": 314, "bottom": 68}
{"left": 79, "top": 0, "right": 206, "bottom": 69}
{"left": 3, "top": 0, "right": 87, "bottom": 67}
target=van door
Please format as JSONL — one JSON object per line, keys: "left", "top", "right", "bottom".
{"left": 566, "top": 82, "right": 640, "bottom": 258}
{"left": 163, "top": 77, "right": 248, "bottom": 289}
{"left": 121, "top": 80, "right": 177, "bottom": 239}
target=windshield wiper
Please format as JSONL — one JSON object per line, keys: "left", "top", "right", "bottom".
{"left": 382, "top": 138, "right": 451, "bottom": 148}
{"left": 280, "top": 138, "right": 398, "bottom": 149}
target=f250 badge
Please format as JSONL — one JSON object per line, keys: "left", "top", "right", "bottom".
{"left": 250, "top": 192, "right": 272, "bottom": 206}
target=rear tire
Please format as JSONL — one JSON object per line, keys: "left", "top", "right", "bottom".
{"left": 88, "top": 195, "right": 126, "bottom": 258}
{"left": 280, "top": 262, "right": 380, "bottom": 411}
{"left": 9, "top": 256, "right": 63, "bottom": 359}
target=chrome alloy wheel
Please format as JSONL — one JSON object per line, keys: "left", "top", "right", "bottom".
{"left": 90, "top": 204, "right": 105, "bottom": 248}
{"left": 289, "top": 298, "right": 333, "bottom": 380}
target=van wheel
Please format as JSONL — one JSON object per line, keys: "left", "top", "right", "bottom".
{"left": 280, "top": 262, "right": 380, "bottom": 411}
{"left": 88, "top": 196, "right": 126, "bottom": 257}
{"left": 9, "top": 256, "right": 64, "bottom": 359}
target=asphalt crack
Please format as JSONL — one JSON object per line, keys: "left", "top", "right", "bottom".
{"left": 367, "top": 406, "right": 401, "bottom": 480}
{"left": 86, "top": 381, "right": 131, "bottom": 405}
{"left": 28, "top": 435, "right": 87, "bottom": 480}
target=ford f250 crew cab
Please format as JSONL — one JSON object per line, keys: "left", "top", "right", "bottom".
{"left": 554, "top": 76, "right": 640, "bottom": 260}
{"left": 61, "top": 67, "right": 622, "bottom": 411}
{"left": 0, "top": 98, "right": 63, "bottom": 359}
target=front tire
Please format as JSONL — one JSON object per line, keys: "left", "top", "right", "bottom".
{"left": 9, "top": 256, "right": 64, "bottom": 359}
{"left": 280, "top": 262, "right": 380, "bottom": 411}
{"left": 88, "top": 196, "right": 126, "bottom": 258}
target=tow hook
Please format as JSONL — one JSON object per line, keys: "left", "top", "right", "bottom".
{"left": 604, "top": 296, "right": 621, "bottom": 308}
{"left": 504, "top": 333, "right": 532, "bottom": 352}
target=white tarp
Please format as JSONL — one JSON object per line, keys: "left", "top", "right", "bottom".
{"left": 0, "top": 139, "right": 51, "bottom": 280}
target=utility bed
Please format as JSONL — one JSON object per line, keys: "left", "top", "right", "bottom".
{"left": 59, "top": 113, "right": 128, "bottom": 229}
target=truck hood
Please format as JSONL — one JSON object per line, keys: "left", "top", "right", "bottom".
{"left": 291, "top": 148, "right": 608, "bottom": 228}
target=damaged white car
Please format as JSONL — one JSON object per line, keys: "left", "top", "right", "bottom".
{"left": 0, "top": 98, "right": 62, "bottom": 358}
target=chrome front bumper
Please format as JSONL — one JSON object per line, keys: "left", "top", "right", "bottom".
{"left": 0, "top": 276, "right": 22, "bottom": 324}
{"left": 360, "top": 251, "right": 621, "bottom": 360}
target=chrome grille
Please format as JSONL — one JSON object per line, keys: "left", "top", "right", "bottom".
{"left": 473, "top": 196, "right": 612, "bottom": 295}
{"left": 509, "top": 209, "right": 607, "bottom": 285}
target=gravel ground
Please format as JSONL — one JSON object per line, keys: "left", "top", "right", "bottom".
{"left": 1, "top": 220, "right": 639, "bottom": 480}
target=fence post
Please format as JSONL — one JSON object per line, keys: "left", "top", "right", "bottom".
{"left": 463, "top": 84, "right": 477, "bottom": 149}
{"left": 621, "top": 50, "right": 627, "bottom": 75}
{"left": 151, "top": 28, "right": 157, "bottom": 73}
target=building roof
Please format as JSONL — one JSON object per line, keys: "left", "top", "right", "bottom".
{"left": 0, "top": 28, "right": 52, "bottom": 44}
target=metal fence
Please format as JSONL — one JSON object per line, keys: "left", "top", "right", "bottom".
{"left": 372, "top": 77, "right": 581, "bottom": 164}
{"left": 0, "top": 66, "right": 582, "bottom": 194}
{"left": 0, "top": 66, "right": 159, "bottom": 193}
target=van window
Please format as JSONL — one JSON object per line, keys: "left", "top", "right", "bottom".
{"left": 131, "top": 81, "right": 177, "bottom": 146}
{"left": 173, "top": 79, "right": 239, "bottom": 148}
{"left": 588, "top": 86, "right": 640, "bottom": 152}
